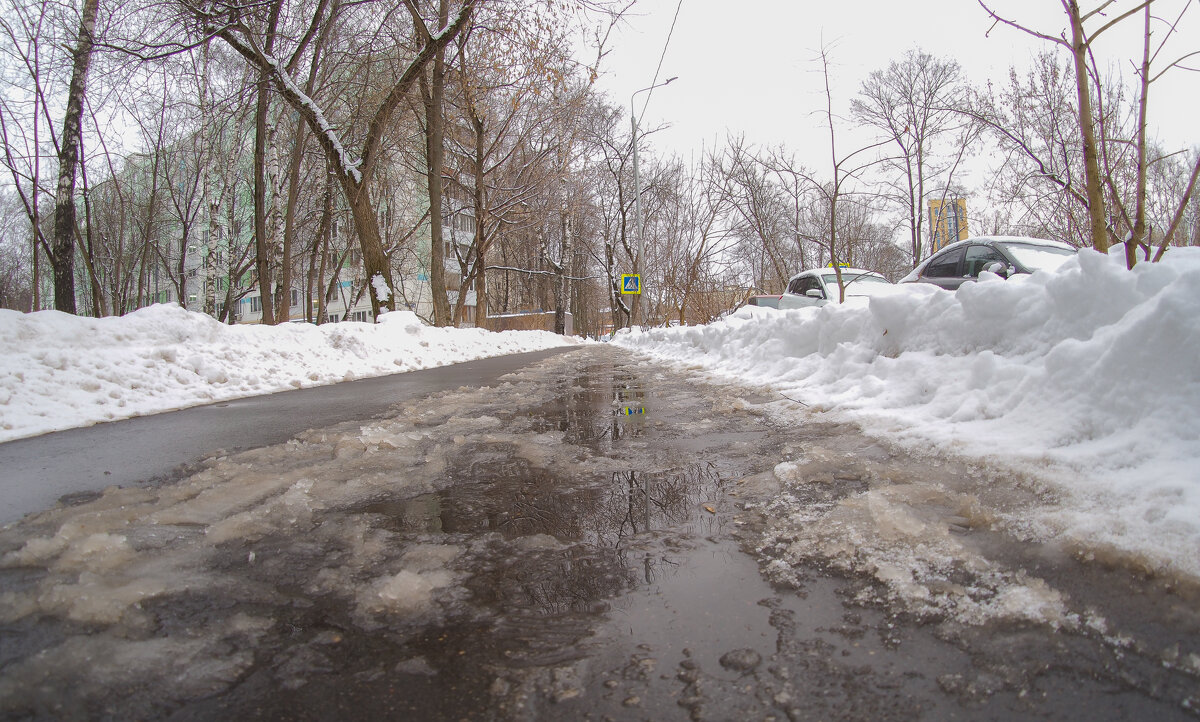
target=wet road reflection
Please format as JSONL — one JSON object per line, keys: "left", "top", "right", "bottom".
{"left": 0, "top": 347, "right": 782, "bottom": 720}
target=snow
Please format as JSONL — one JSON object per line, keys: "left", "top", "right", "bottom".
{"left": 371, "top": 273, "right": 391, "bottom": 303}
{"left": 614, "top": 248, "right": 1200, "bottom": 581}
{"left": 0, "top": 306, "right": 578, "bottom": 442}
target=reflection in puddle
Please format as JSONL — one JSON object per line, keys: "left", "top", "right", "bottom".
{"left": 0, "top": 348, "right": 785, "bottom": 721}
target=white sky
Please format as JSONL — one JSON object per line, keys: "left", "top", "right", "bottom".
{"left": 592, "top": 0, "right": 1199, "bottom": 172}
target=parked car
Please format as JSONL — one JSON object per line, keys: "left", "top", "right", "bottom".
{"left": 778, "top": 267, "right": 897, "bottom": 309}
{"left": 899, "top": 236, "right": 1077, "bottom": 290}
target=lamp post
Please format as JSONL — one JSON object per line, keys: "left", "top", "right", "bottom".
{"left": 630, "top": 76, "right": 676, "bottom": 327}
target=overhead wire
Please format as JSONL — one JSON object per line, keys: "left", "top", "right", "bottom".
{"left": 635, "top": 0, "right": 683, "bottom": 125}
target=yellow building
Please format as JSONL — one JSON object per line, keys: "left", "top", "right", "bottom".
{"left": 929, "top": 198, "right": 968, "bottom": 253}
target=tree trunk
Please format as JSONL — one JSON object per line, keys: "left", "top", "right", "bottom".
{"left": 554, "top": 213, "right": 571, "bottom": 335}
{"left": 1126, "top": 4, "right": 1151, "bottom": 270}
{"left": 253, "top": 77, "right": 276, "bottom": 324}
{"left": 1066, "top": 2, "right": 1110, "bottom": 253}
{"left": 343, "top": 178, "right": 396, "bottom": 318}
{"left": 251, "top": 0, "right": 283, "bottom": 324}
{"left": 313, "top": 171, "right": 334, "bottom": 323}
{"left": 472, "top": 122, "right": 488, "bottom": 328}
{"left": 50, "top": 0, "right": 100, "bottom": 314}
{"left": 77, "top": 133, "right": 107, "bottom": 316}
{"left": 422, "top": 3, "right": 451, "bottom": 327}
{"left": 276, "top": 116, "right": 306, "bottom": 322}
{"left": 267, "top": 113, "right": 287, "bottom": 320}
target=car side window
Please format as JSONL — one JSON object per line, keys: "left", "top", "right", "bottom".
{"left": 801, "top": 277, "right": 823, "bottom": 297}
{"left": 964, "top": 245, "right": 1005, "bottom": 277}
{"left": 787, "top": 278, "right": 804, "bottom": 295}
{"left": 924, "top": 247, "right": 965, "bottom": 278}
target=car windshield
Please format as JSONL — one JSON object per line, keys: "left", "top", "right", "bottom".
{"left": 996, "top": 242, "right": 1076, "bottom": 273}
{"left": 821, "top": 273, "right": 888, "bottom": 287}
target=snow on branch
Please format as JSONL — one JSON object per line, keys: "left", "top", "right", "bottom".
{"left": 261, "top": 51, "right": 362, "bottom": 184}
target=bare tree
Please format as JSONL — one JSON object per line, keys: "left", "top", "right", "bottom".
{"left": 0, "top": 189, "right": 33, "bottom": 309}
{"left": 658, "top": 154, "right": 733, "bottom": 325}
{"left": 445, "top": 13, "right": 581, "bottom": 329}
{"left": 806, "top": 45, "right": 893, "bottom": 301}
{"left": 719, "top": 137, "right": 792, "bottom": 292}
{"left": 0, "top": 0, "right": 66, "bottom": 311}
{"left": 182, "top": 0, "right": 477, "bottom": 321}
{"left": 852, "top": 49, "right": 978, "bottom": 266}
{"left": 977, "top": 0, "right": 1199, "bottom": 264}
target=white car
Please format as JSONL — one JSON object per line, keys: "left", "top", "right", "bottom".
{"left": 778, "top": 267, "right": 897, "bottom": 309}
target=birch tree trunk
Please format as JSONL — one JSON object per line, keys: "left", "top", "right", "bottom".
{"left": 50, "top": 0, "right": 100, "bottom": 314}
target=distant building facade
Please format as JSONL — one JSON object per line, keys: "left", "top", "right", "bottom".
{"left": 928, "top": 198, "right": 969, "bottom": 253}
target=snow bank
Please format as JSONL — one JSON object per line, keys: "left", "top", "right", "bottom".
{"left": 614, "top": 248, "right": 1200, "bottom": 578}
{"left": 0, "top": 306, "right": 578, "bottom": 443}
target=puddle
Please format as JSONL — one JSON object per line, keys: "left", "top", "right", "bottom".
{"left": 0, "top": 347, "right": 786, "bottom": 720}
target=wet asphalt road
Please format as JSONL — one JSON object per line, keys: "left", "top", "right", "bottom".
{"left": 1, "top": 346, "right": 1198, "bottom": 720}
{"left": 0, "top": 348, "right": 576, "bottom": 525}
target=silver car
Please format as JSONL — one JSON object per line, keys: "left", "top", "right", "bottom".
{"left": 899, "top": 236, "right": 1077, "bottom": 290}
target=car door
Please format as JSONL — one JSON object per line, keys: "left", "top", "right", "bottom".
{"left": 919, "top": 246, "right": 967, "bottom": 289}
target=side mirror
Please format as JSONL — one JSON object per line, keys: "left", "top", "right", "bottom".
{"left": 805, "top": 289, "right": 823, "bottom": 299}
{"left": 983, "top": 261, "right": 1009, "bottom": 279}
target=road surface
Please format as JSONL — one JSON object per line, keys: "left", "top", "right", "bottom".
{"left": 1, "top": 346, "right": 1197, "bottom": 720}
{"left": 0, "top": 347, "right": 576, "bottom": 524}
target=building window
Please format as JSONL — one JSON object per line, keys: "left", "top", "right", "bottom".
{"left": 291, "top": 288, "right": 301, "bottom": 307}
{"left": 452, "top": 212, "right": 476, "bottom": 234}
{"left": 250, "top": 296, "right": 262, "bottom": 314}
{"left": 349, "top": 310, "right": 370, "bottom": 323}
{"left": 326, "top": 313, "right": 340, "bottom": 323}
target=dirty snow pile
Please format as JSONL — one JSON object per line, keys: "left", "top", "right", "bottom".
{"left": 0, "top": 306, "right": 578, "bottom": 443}
{"left": 614, "top": 248, "right": 1200, "bottom": 579}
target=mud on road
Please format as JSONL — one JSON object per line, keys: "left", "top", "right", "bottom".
{"left": 1, "top": 346, "right": 1198, "bottom": 720}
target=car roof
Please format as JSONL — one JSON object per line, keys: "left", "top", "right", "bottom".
{"left": 931, "top": 236, "right": 1074, "bottom": 255}
{"left": 786, "top": 267, "right": 882, "bottom": 283}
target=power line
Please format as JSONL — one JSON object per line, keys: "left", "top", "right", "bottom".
{"left": 635, "top": 0, "right": 684, "bottom": 124}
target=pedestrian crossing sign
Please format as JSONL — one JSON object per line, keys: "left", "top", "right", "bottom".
{"left": 620, "top": 274, "right": 641, "bottom": 295}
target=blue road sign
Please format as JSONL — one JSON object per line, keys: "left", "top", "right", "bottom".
{"left": 620, "top": 274, "right": 641, "bottom": 295}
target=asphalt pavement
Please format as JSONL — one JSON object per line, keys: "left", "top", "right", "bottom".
{"left": 0, "top": 347, "right": 579, "bottom": 525}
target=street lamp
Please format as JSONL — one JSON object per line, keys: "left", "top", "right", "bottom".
{"left": 630, "top": 76, "right": 677, "bottom": 327}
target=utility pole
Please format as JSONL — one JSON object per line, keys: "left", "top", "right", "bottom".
{"left": 629, "top": 76, "right": 677, "bottom": 327}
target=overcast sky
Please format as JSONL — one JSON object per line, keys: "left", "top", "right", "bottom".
{"left": 590, "top": 0, "right": 1198, "bottom": 176}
